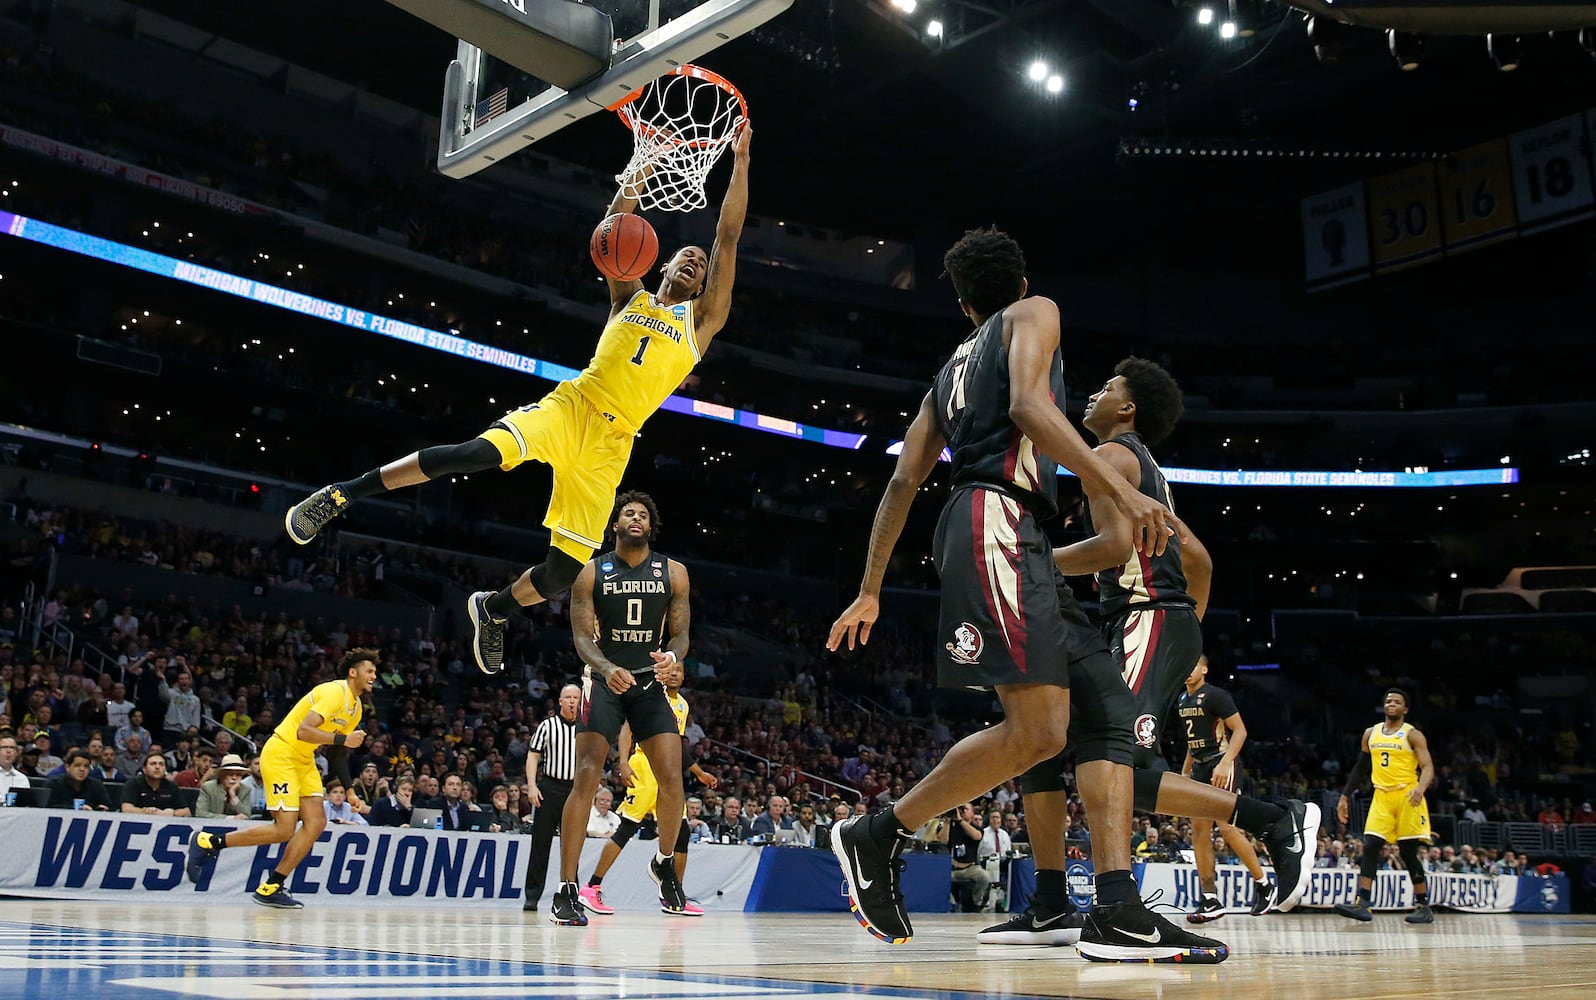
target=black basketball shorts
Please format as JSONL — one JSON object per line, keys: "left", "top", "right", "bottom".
{"left": 1189, "top": 755, "right": 1233, "bottom": 792}
{"left": 1019, "top": 642, "right": 1137, "bottom": 795}
{"left": 1105, "top": 605, "right": 1203, "bottom": 771}
{"left": 933, "top": 486, "right": 1072, "bottom": 690}
{"left": 578, "top": 669, "right": 678, "bottom": 743}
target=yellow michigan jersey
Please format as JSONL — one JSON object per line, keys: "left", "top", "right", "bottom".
{"left": 618, "top": 690, "right": 691, "bottom": 824}
{"left": 480, "top": 290, "right": 700, "bottom": 560}
{"left": 263, "top": 680, "right": 363, "bottom": 811}
{"left": 1364, "top": 722, "right": 1430, "bottom": 842}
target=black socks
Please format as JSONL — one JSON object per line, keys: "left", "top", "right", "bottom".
{"left": 1231, "top": 796, "right": 1287, "bottom": 837}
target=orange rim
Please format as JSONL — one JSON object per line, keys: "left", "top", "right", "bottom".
{"left": 609, "top": 64, "right": 748, "bottom": 150}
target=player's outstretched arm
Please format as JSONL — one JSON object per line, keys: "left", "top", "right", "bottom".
{"left": 1005, "top": 297, "right": 1181, "bottom": 556}
{"left": 570, "top": 560, "right": 634, "bottom": 692}
{"left": 827, "top": 391, "right": 944, "bottom": 652}
{"left": 601, "top": 166, "right": 650, "bottom": 313}
{"left": 691, "top": 123, "right": 751, "bottom": 346}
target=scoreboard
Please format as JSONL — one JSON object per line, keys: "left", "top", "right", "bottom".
{"left": 1304, "top": 108, "right": 1595, "bottom": 288}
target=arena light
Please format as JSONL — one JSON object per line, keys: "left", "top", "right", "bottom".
{"left": 1027, "top": 60, "right": 1049, "bottom": 81}
{"left": 1388, "top": 30, "right": 1425, "bottom": 69}
{"left": 1197, "top": 6, "right": 1214, "bottom": 25}
{"left": 1488, "top": 33, "right": 1522, "bottom": 70}
{"left": 926, "top": 18, "right": 943, "bottom": 38}
{"left": 1219, "top": 20, "right": 1238, "bottom": 38}
{"left": 889, "top": 0, "right": 916, "bottom": 12}
{"left": 1308, "top": 14, "right": 1354, "bottom": 64}
{"left": 1045, "top": 74, "right": 1064, "bottom": 94}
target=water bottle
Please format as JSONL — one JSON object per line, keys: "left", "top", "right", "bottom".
{"left": 73, "top": 799, "right": 86, "bottom": 811}
{"left": 2, "top": 792, "right": 14, "bottom": 808}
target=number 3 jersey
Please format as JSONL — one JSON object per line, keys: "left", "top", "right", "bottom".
{"left": 592, "top": 550, "right": 675, "bottom": 674}
{"left": 571, "top": 289, "right": 700, "bottom": 435}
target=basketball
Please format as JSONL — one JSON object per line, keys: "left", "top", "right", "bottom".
{"left": 590, "top": 212, "right": 659, "bottom": 281}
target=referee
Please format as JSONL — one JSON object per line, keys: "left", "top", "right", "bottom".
{"left": 524, "top": 683, "right": 581, "bottom": 911}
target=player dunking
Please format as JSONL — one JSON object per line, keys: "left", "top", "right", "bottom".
{"left": 1178, "top": 656, "right": 1276, "bottom": 921}
{"left": 1335, "top": 688, "right": 1436, "bottom": 923}
{"left": 827, "top": 228, "right": 1226, "bottom": 961}
{"left": 577, "top": 661, "right": 718, "bottom": 917}
{"left": 282, "top": 126, "right": 751, "bottom": 676}
{"left": 980, "top": 358, "right": 1313, "bottom": 950}
{"left": 186, "top": 649, "right": 377, "bottom": 907}
{"left": 552, "top": 491, "right": 693, "bottom": 924}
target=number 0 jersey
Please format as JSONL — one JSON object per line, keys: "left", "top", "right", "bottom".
{"left": 1369, "top": 722, "right": 1420, "bottom": 790}
{"left": 571, "top": 289, "right": 700, "bottom": 435}
{"left": 591, "top": 550, "right": 674, "bottom": 673}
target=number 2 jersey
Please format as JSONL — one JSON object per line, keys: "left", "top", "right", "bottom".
{"left": 570, "top": 289, "right": 700, "bottom": 435}
{"left": 1176, "top": 682, "right": 1237, "bottom": 763}
{"left": 591, "top": 549, "right": 675, "bottom": 674}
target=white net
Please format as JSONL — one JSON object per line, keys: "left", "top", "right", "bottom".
{"left": 614, "top": 66, "right": 747, "bottom": 213}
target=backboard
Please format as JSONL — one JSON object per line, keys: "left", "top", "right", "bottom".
{"left": 437, "top": 0, "right": 793, "bottom": 179}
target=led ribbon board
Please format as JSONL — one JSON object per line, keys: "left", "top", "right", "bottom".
{"left": 0, "top": 211, "right": 1523, "bottom": 486}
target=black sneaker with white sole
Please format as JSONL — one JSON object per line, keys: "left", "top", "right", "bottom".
{"left": 284, "top": 486, "right": 350, "bottom": 545}
{"left": 977, "top": 906, "right": 1086, "bottom": 945}
{"left": 467, "top": 591, "right": 507, "bottom": 675}
{"left": 550, "top": 883, "right": 589, "bottom": 926}
{"left": 1186, "top": 894, "right": 1225, "bottom": 924}
{"left": 1265, "top": 799, "right": 1320, "bottom": 913}
{"left": 1076, "top": 901, "right": 1230, "bottom": 964}
{"left": 650, "top": 854, "right": 688, "bottom": 913}
{"left": 830, "top": 815, "right": 912, "bottom": 944}
{"left": 1250, "top": 880, "right": 1278, "bottom": 916}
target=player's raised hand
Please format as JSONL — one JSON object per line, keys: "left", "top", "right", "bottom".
{"left": 1111, "top": 486, "right": 1183, "bottom": 557}
{"left": 827, "top": 594, "right": 880, "bottom": 652}
{"left": 732, "top": 119, "right": 751, "bottom": 159}
{"left": 603, "top": 665, "right": 637, "bottom": 694}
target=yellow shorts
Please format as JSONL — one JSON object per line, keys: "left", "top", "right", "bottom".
{"left": 1365, "top": 786, "right": 1431, "bottom": 842}
{"left": 619, "top": 751, "right": 659, "bottom": 824}
{"left": 479, "top": 382, "right": 635, "bottom": 561}
{"left": 261, "top": 739, "right": 324, "bottom": 813}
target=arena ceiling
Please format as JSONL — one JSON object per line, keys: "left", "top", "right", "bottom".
{"left": 120, "top": 0, "right": 1596, "bottom": 253}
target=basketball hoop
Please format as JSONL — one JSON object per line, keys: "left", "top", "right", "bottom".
{"left": 609, "top": 65, "right": 748, "bottom": 213}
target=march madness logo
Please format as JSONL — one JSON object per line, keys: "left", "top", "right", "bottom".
{"left": 1134, "top": 714, "right": 1158, "bottom": 748}
{"left": 946, "top": 623, "right": 983, "bottom": 665}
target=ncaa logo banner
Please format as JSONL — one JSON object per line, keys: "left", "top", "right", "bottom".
{"left": 0, "top": 812, "right": 528, "bottom": 906}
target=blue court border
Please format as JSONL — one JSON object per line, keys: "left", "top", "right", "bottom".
{"left": 0, "top": 918, "right": 1063, "bottom": 1000}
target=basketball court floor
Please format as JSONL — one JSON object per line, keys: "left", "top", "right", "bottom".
{"left": 1, "top": 900, "right": 1592, "bottom": 999}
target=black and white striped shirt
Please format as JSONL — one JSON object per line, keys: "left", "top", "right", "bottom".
{"left": 529, "top": 714, "right": 578, "bottom": 782}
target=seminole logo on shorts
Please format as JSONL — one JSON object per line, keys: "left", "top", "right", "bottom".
{"left": 946, "top": 623, "right": 983, "bottom": 665}
{"left": 1133, "top": 714, "right": 1158, "bottom": 748}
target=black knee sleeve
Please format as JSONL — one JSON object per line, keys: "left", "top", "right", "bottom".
{"left": 611, "top": 816, "right": 642, "bottom": 849}
{"left": 1133, "top": 767, "right": 1164, "bottom": 812}
{"left": 1398, "top": 840, "right": 1426, "bottom": 887}
{"left": 1018, "top": 750, "right": 1068, "bottom": 795}
{"left": 528, "top": 547, "right": 584, "bottom": 596}
{"left": 1360, "top": 835, "right": 1385, "bottom": 882}
{"left": 675, "top": 818, "right": 690, "bottom": 854}
{"left": 417, "top": 439, "right": 502, "bottom": 478}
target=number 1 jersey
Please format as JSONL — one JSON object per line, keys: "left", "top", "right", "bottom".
{"left": 571, "top": 290, "right": 700, "bottom": 435}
